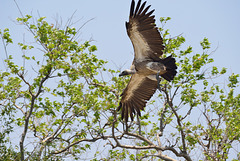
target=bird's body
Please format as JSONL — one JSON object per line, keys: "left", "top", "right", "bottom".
{"left": 135, "top": 60, "right": 167, "bottom": 76}
{"left": 118, "top": 0, "right": 177, "bottom": 122}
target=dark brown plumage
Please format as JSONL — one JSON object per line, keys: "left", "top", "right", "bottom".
{"left": 118, "top": 0, "right": 177, "bottom": 122}
{"left": 118, "top": 74, "right": 158, "bottom": 121}
{"left": 125, "top": 0, "right": 164, "bottom": 61}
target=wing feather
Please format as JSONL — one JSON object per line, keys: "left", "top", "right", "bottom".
{"left": 130, "top": 0, "right": 135, "bottom": 17}
{"left": 136, "top": 1, "right": 146, "bottom": 16}
{"left": 126, "top": 0, "right": 164, "bottom": 61}
{"left": 118, "top": 74, "right": 158, "bottom": 121}
{"left": 134, "top": 0, "right": 142, "bottom": 17}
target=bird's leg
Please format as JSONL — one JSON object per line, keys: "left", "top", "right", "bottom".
{"left": 125, "top": 119, "right": 128, "bottom": 132}
{"left": 122, "top": 121, "right": 125, "bottom": 131}
{"left": 137, "top": 115, "right": 142, "bottom": 135}
{"left": 156, "top": 72, "right": 162, "bottom": 91}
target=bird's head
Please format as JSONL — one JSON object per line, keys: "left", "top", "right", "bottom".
{"left": 119, "top": 70, "right": 129, "bottom": 77}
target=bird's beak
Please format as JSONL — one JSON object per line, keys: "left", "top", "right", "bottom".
{"left": 119, "top": 71, "right": 126, "bottom": 77}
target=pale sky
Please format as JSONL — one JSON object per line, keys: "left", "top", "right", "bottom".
{"left": 1, "top": 0, "right": 240, "bottom": 160}
{"left": 1, "top": 0, "right": 240, "bottom": 75}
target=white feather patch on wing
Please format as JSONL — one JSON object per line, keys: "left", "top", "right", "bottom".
{"left": 130, "top": 22, "right": 150, "bottom": 61}
{"left": 146, "top": 62, "right": 154, "bottom": 69}
{"left": 147, "top": 74, "right": 157, "bottom": 81}
{"left": 146, "top": 62, "right": 159, "bottom": 73}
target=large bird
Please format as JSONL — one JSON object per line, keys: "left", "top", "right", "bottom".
{"left": 117, "top": 0, "right": 177, "bottom": 122}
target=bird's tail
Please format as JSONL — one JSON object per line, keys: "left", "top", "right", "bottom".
{"left": 161, "top": 55, "right": 177, "bottom": 81}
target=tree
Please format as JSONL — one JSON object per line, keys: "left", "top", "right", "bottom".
{"left": 0, "top": 14, "right": 239, "bottom": 161}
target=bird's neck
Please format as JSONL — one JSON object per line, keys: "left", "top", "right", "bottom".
{"left": 126, "top": 69, "right": 136, "bottom": 75}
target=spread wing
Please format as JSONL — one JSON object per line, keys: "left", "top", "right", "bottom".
{"left": 117, "top": 74, "right": 158, "bottom": 121}
{"left": 126, "top": 0, "right": 164, "bottom": 61}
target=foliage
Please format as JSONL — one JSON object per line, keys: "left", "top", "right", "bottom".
{"left": 0, "top": 15, "right": 239, "bottom": 161}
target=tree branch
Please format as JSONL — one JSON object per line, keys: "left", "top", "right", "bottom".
{"left": 13, "top": 103, "right": 25, "bottom": 115}
{"left": 142, "top": 154, "right": 177, "bottom": 161}
{"left": 19, "top": 67, "right": 52, "bottom": 161}
{"left": 18, "top": 73, "right": 33, "bottom": 96}
{"left": 161, "top": 87, "right": 192, "bottom": 161}
{"left": 50, "top": 136, "right": 112, "bottom": 155}
{"left": 111, "top": 108, "right": 192, "bottom": 161}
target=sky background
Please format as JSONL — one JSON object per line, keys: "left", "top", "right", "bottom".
{"left": 0, "top": 0, "right": 240, "bottom": 160}
{"left": 1, "top": 0, "right": 240, "bottom": 75}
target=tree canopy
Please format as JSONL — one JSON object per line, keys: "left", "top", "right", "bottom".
{"left": 0, "top": 14, "right": 239, "bottom": 161}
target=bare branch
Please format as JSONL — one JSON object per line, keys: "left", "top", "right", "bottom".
{"left": 19, "top": 63, "right": 52, "bottom": 160}
{"left": 18, "top": 73, "right": 33, "bottom": 96}
{"left": 142, "top": 154, "right": 177, "bottom": 161}
{"left": 0, "top": 32, "right": 9, "bottom": 61}
{"left": 159, "top": 101, "right": 167, "bottom": 137}
{"left": 51, "top": 136, "right": 112, "bottom": 155}
{"left": 13, "top": 103, "right": 25, "bottom": 115}
{"left": 125, "top": 132, "right": 155, "bottom": 146}
{"left": 42, "top": 114, "right": 75, "bottom": 144}
{"left": 84, "top": 77, "right": 119, "bottom": 97}
{"left": 161, "top": 87, "right": 192, "bottom": 161}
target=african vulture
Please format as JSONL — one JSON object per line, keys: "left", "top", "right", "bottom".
{"left": 118, "top": 0, "right": 177, "bottom": 122}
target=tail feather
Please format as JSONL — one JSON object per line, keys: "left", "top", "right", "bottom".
{"left": 161, "top": 55, "right": 177, "bottom": 81}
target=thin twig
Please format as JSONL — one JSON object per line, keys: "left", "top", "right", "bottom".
{"left": 141, "top": 154, "right": 177, "bottom": 161}
{"left": 13, "top": 103, "right": 25, "bottom": 115}
{"left": 161, "top": 87, "right": 192, "bottom": 161}
{"left": 51, "top": 136, "right": 112, "bottom": 155}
